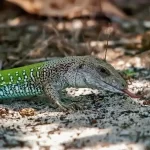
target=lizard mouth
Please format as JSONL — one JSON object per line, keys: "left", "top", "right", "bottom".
{"left": 122, "top": 89, "right": 141, "bottom": 98}
{"left": 102, "top": 81, "right": 141, "bottom": 98}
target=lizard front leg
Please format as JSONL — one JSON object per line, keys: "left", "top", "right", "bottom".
{"left": 43, "top": 83, "right": 81, "bottom": 111}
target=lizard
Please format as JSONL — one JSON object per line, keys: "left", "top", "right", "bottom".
{"left": 0, "top": 56, "right": 140, "bottom": 110}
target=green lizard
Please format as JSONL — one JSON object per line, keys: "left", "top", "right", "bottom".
{"left": 0, "top": 56, "right": 140, "bottom": 110}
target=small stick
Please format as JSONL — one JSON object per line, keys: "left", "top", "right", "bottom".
{"left": 104, "top": 33, "right": 110, "bottom": 61}
{"left": 104, "top": 25, "right": 114, "bottom": 61}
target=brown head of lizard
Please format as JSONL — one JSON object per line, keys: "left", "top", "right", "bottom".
{"left": 64, "top": 56, "right": 140, "bottom": 98}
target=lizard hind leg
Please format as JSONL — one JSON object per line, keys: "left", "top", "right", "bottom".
{"left": 44, "top": 84, "right": 81, "bottom": 111}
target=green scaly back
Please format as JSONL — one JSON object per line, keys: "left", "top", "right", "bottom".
{"left": 0, "top": 62, "right": 45, "bottom": 99}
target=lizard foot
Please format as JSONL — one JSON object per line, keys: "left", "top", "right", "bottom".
{"left": 59, "top": 98, "right": 83, "bottom": 111}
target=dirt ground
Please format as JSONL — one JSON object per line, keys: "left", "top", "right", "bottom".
{"left": 0, "top": 1, "right": 150, "bottom": 150}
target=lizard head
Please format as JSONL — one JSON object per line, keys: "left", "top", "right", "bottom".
{"left": 68, "top": 56, "right": 140, "bottom": 98}
{"left": 73, "top": 56, "right": 127, "bottom": 93}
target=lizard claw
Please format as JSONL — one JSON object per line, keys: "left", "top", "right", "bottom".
{"left": 59, "top": 98, "right": 83, "bottom": 111}
{"left": 68, "top": 103, "right": 82, "bottom": 111}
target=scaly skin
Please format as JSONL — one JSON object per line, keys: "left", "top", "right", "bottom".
{"left": 0, "top": 56, "right": 132, "bottom": 110}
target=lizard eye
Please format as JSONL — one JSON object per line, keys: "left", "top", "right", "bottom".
{"left": 97, "top": 66, "right": 110, "bottom": 76}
